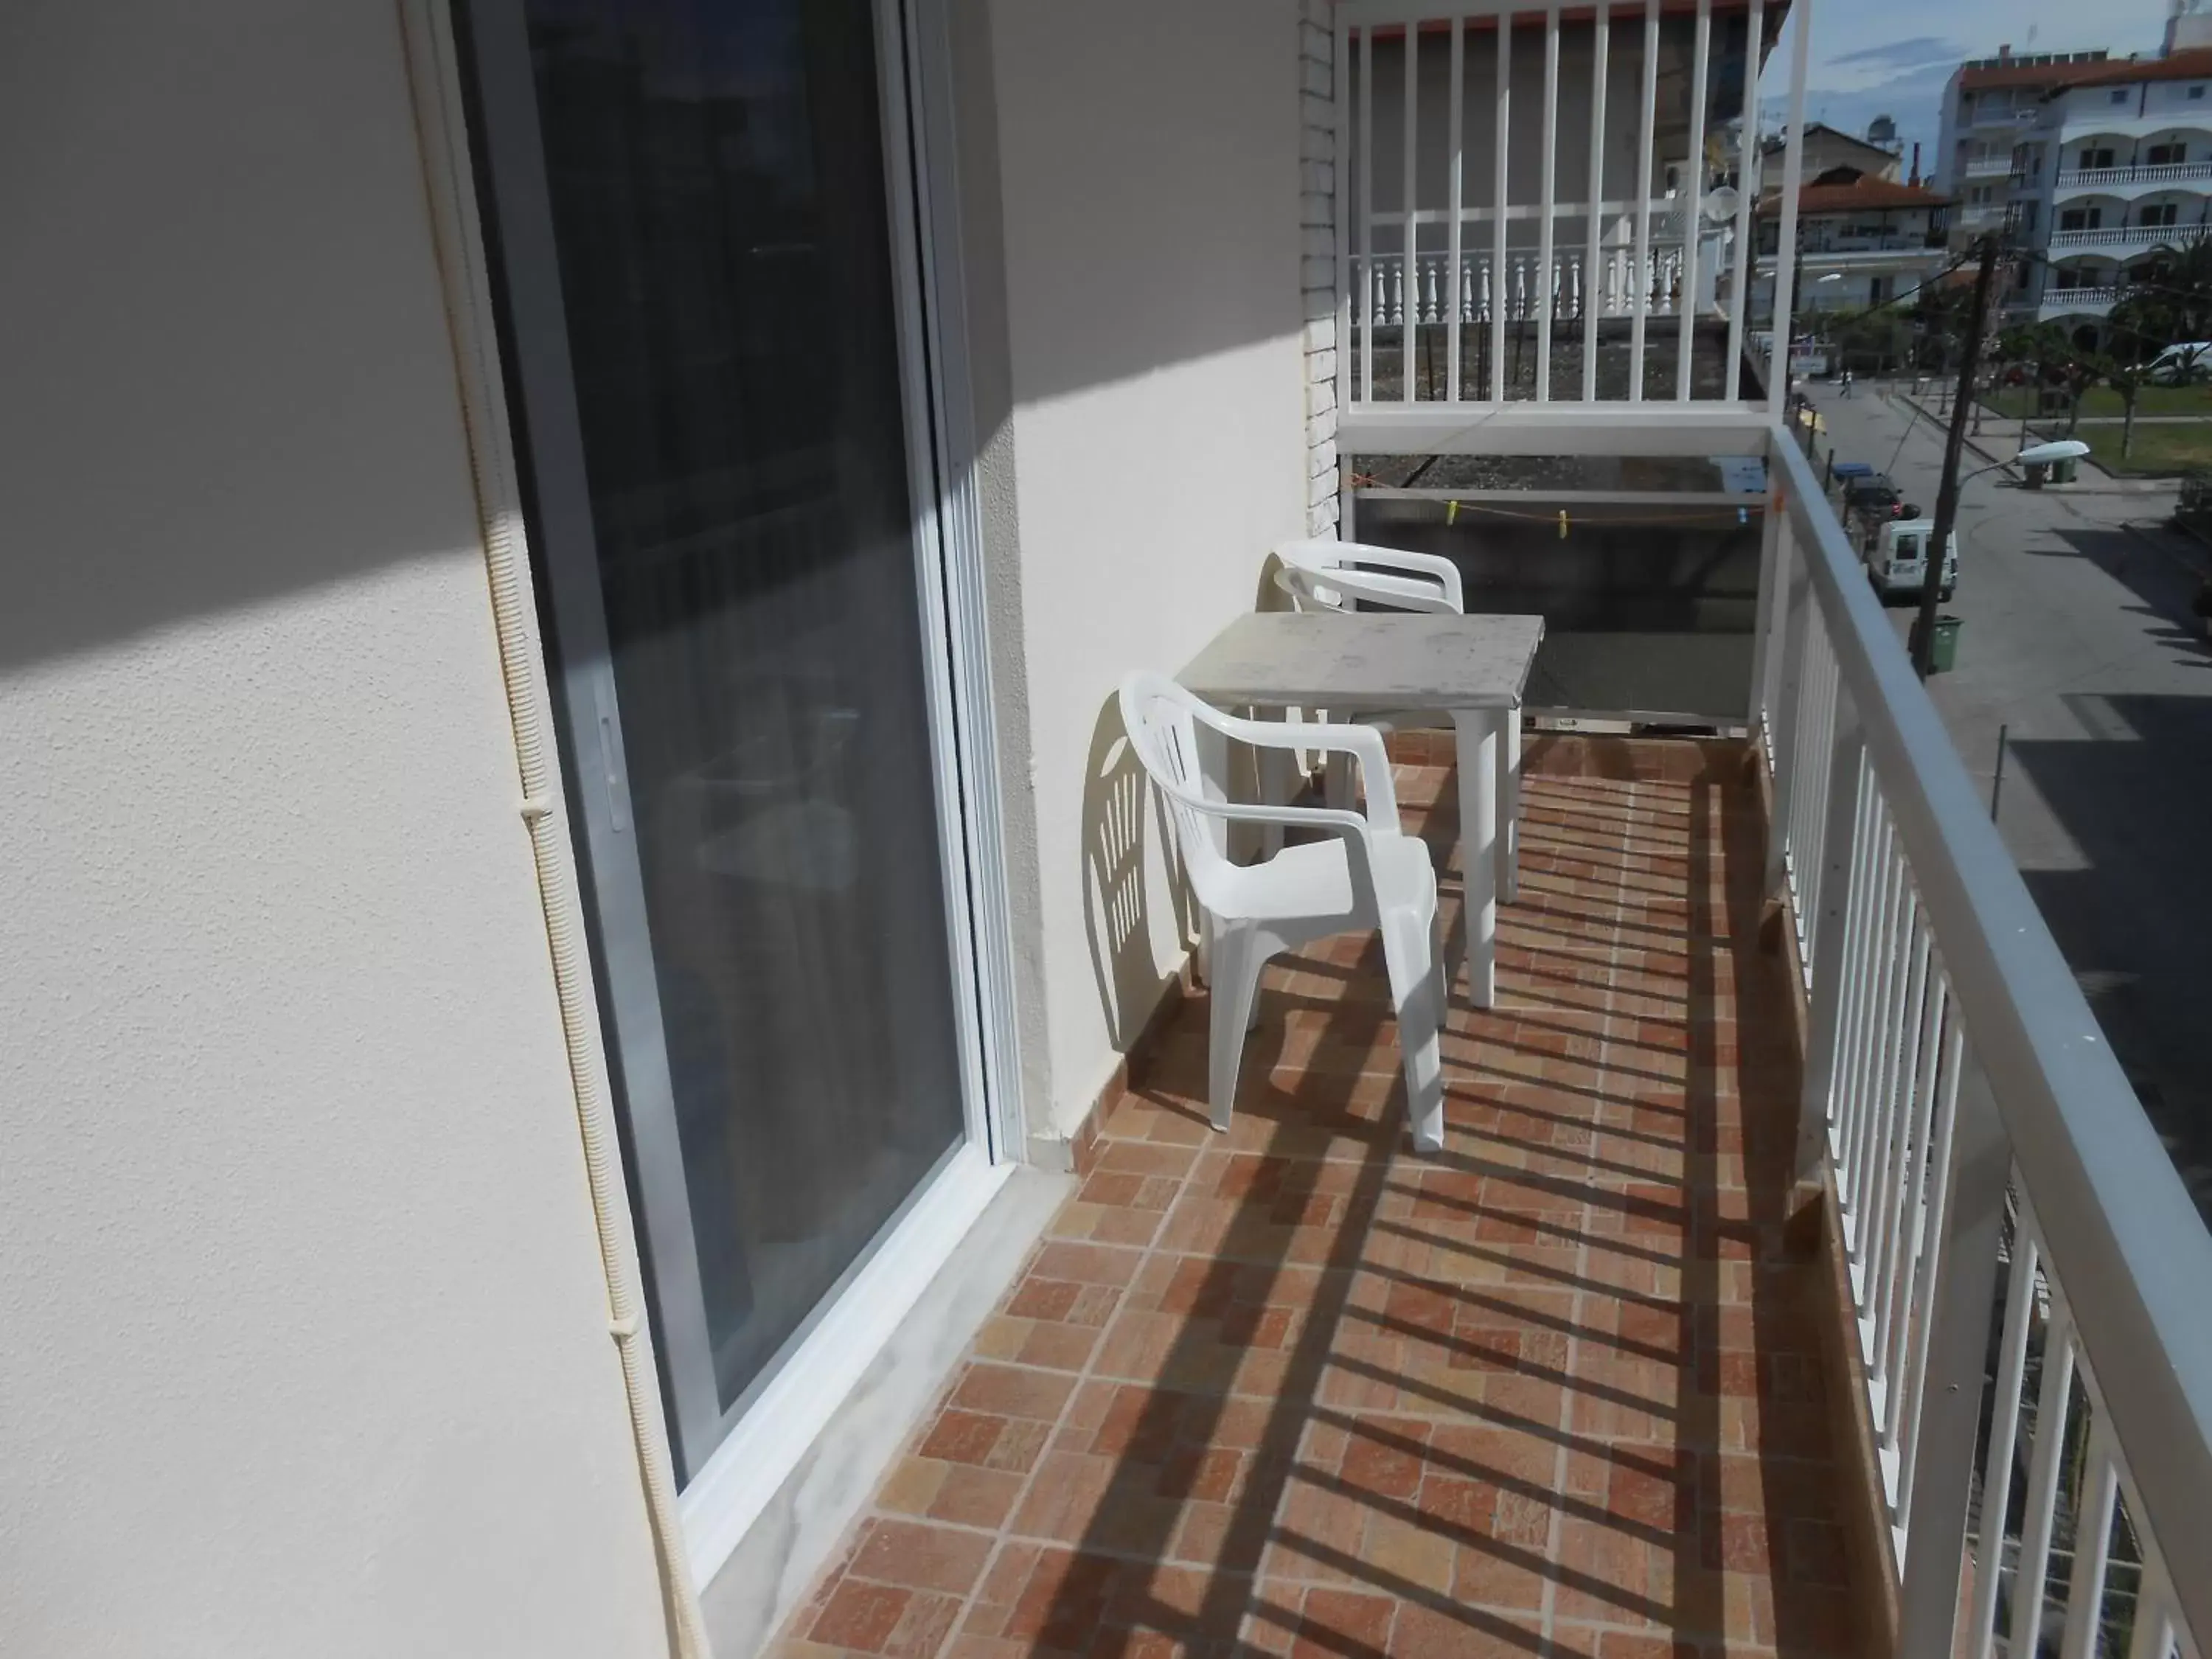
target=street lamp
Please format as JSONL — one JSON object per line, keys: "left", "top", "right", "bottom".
{"left": 1960, "top": 438, "right": 2090, "bottom": 482}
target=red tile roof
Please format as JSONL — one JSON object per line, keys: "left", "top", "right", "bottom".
{"left": 1760, "top": 175, "right": 1950, "bottom": 215}
{"left": 2044, "top": 46, "right": 2212, "bottom": 91}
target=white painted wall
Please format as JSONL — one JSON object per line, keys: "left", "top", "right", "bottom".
{"left": 981, "top": 0, "right": 1310, "bottom": 1142}
{"left": 0, "top": 4, "right": 668, "bottom": 1654}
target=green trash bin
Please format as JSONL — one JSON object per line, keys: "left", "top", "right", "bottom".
{"left": 2051, "top": 455, "right": 2080, "bottom": 484}
{"left": 1929, "top": 613, "right": 1963, "bottom": 673}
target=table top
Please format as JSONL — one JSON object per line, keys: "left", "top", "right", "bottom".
{"left": 1179, "top": 611, "right": 1545, "bottom": 709}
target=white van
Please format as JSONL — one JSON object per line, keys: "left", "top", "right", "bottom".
{"left": 1868, "top": 518, "right": 1958, "bottom": 599}
{"left": 2148, "top": 342, "right": 2212, "bottom": 384}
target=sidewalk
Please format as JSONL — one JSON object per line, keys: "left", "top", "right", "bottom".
{"left": 1891, "top": 394, "right": 2179, "bottom": 496}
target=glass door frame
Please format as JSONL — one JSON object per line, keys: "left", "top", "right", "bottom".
{"left": 448, "top": 0, "right": 1022, "bottom": 1582}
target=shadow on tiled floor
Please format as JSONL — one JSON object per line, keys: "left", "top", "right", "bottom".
{"left": 776, "top": 748, "right": 1857, "bottom": 1658}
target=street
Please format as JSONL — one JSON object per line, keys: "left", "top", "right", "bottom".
{"left": 1806, "top": 383, "right": 2212, "bottom": 1220}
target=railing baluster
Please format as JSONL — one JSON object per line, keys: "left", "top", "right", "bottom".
{"left": 1401, "top": 13, "right": 1417, "bottom": 403}
{"left": 1725, "top": 0, "right": 1764, "bottom": 397}
{"left": 1865, "top": 917, "right": 1931, "bottom": 1430}
{"left": 1823, "top": 762, "right": 1879, "bottom": 1170}
{"left": 1446, "top": 17, "right": 1464, "bottom": 402}
{"left": 2008, "top": 1298, "right": 2080, "bottom": 1659}
{"left": 2057, "top": 1415, "right": 2123, "bottom": 1659}
{"left": 1880, "top": 965, "right": 1948, "bottom": 1457}
{"left": 1967, "top": 1206, "right": 2042, "bottom": 1659}
{"left": 1675, "top": 0, "right": 1708, "bottom": 398}
{"left": 1846, "top": 827, "right": 1907, "bottom": 1253}
{"left": 1582, "top": 0, "right": 1607, "bottom": 399}
{"left": 1795, "top": 697, "right": 1868, "bottom": 1188}
{"left": 2125, "top": 1551, "right": 2179, "bottom": 1659}
{"left": 1491, "top": 11, "right": 1510, "bottom": 400}
{"left": 1629, "top": 0, "right": 1657, "bottom": 398}
{"left": 1357, "top": 24, "right": 1373, "bottom": 401}
{"left": 1536, "top": 4, "right": 1559, "bottom": 400}
{"left": 1892, "top": 1003, "right": 1963, "bottom": 1520}
{"left": 1896, "top": 1045, "right": 2008, "bottom": 1651}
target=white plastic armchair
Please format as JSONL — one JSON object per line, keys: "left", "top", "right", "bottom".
{"left": 1273, "top": 536, "right": 1464, "bottom": 616}
{"left": 1119, "top": 672, "right": 1447, "bottom": 1153}
{"left": 1272, "top": 537, "right": 1465, "bottom": 810}
{"left": 1270, "top": 538, "right": 1523, "bottom": 911}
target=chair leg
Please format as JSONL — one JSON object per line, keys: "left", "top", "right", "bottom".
{"left": 1381, "top": 907, "right": 1447, "bottom": 1155}
{"left": 1208, "top": 922, "right": 1265, "bottom": 1133}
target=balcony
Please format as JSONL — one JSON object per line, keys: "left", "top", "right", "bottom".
{"left": 2039, "top": 284, "right": 2124, "bottom": 316}
{"left": 2055, "top": 161, "right": 2212, "bottom": 194}
{"left": 1962, "top": 155, "right": 2017, "bottom": 180}
{"left": 2048, "top": 224, "right": 2195, "bottom": 250}
{"left": 769, "top": 421, "right": 2212, "bottom": 1659}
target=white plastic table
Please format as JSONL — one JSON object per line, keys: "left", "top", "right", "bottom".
{"left": 1180, "top": 611, "right": 1544, "bottom": 1007}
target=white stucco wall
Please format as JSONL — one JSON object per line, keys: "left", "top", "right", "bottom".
{"left": 0, "top": 4, "right": 668, "bottom": 1653}
{"left": 981, "top": 0, "right": 1310, "bottom": 1142}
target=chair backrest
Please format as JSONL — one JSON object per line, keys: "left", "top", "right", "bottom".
{"left": 1273, "top": 537, "right": 1464, "bottom": 615}
{"left": 1273, "top": 561, "right": 1458, "bottom": 616}
{"left": 1116, "top": 672, "right": 1242, "bottom": 914}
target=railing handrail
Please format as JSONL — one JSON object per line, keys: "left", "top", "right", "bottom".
{"left": 1768, "top": 427, "right": 2212, "bottom": 1643}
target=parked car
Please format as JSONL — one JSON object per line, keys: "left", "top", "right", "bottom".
{"left": 1843, "top": 471, "right": 1906, "bottom": 521}
{"left": 2148, "top": 342, "right": 2212, "bottom": 384}
{"left": 1867, "top": 518, "right": 1958, "bottom": 600}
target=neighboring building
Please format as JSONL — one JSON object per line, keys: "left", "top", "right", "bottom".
{"left": 1752, "top": 169, "right": 1951, "bottom": 318}
{"left": 1933, "top": 46, "right": 2113, "bottom": 246}
{"left": 1763, "top": 119, "right": 1905, "bottom": 184}
{"left": 2011, "top": 43, "right": 2212, "bottom": 341}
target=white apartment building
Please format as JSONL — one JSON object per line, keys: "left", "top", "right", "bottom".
{"left": 2012, "top": 41, "right": 2212, "bottom": 340}
{"left": 1933, "top": 46, "right": 2112, "bottom": 249}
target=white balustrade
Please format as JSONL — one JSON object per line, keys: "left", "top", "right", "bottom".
{"left": 1762, "top": 427, "right": 2211, "bottom": 1659}
{"left": 1338, "top": 0, "right": 1779, "bottom": 408}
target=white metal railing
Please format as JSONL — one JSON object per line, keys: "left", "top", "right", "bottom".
{"left": 2057, "top": 161, "right": 2212, "bottom": 190}
{"left": 2049, "top": 224, "right": 2197, "bottom": 248}
{"left": 1335, "top": 0, "right": 1806, "bottom": 414}
{"left": 1760, "top": 422, "right": 2212, "bottom": 1658}
{"left": 1964, "top": 154, "right": 2016, "bottom": 178}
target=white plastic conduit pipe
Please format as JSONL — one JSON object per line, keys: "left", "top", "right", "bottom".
{"left": 394, "top": 5, "right": 709, "bottom": 1654}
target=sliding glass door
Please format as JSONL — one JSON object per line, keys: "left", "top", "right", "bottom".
{"left": 460, "top": 0, "right": 984, "bottom": 1484}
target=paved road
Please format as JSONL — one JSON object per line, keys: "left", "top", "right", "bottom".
{"left": 1806, "top": 383, "right": 2212, "bottom": 1221}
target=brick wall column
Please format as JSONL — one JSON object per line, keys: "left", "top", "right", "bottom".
{"left": 1301, "top": 0, "right": 1340, "bottom": 538}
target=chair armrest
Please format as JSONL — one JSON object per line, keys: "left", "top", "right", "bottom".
{"left": 1335, "top": 543, "right": 1465, "bottom": 612}
{"left": 1144, "top": 773, "right": 1388, "bottom": 897}
{"left": 1197, "top": 703, "right": 1401, "bottom": 832}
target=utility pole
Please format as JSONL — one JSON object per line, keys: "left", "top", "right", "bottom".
{"left": 1914, "top": 234, "right": 2000, "bottom": 678}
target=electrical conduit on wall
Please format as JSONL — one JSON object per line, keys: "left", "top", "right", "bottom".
{"left": 394, "top": 4, "right": 709, "bottom": 1653}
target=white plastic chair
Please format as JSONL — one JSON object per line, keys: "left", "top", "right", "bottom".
{"left": 1119, "top": 671, "right": 1447, "bottom": 1153}
{"left": 1272, "top": 536, "right": 1520, "bottom": 907}
{"left": 1273, "top": 536, "right": 1465, "bottom": 618}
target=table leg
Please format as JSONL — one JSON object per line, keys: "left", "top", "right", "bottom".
{"left": 1497, "top": 703, "right": 1522, "bottom": 905}
{"left": 1450, "top": 708, "right": 1499, "bottom": 1009}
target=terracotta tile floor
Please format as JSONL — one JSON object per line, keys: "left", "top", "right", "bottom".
{"left": 774, "top": 748, "right": 1859, "bottom": 1659}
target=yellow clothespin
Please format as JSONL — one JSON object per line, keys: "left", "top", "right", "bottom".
{"left": 1447, "top": 499, "right": 1461, "bottom": 525}
{"left": 1558, "top": 509, "right": 1569, "bottom": 540}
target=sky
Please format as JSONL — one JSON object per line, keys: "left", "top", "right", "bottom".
{"left": 1761, "top": 0, "right": 2176, "bottom": 177}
